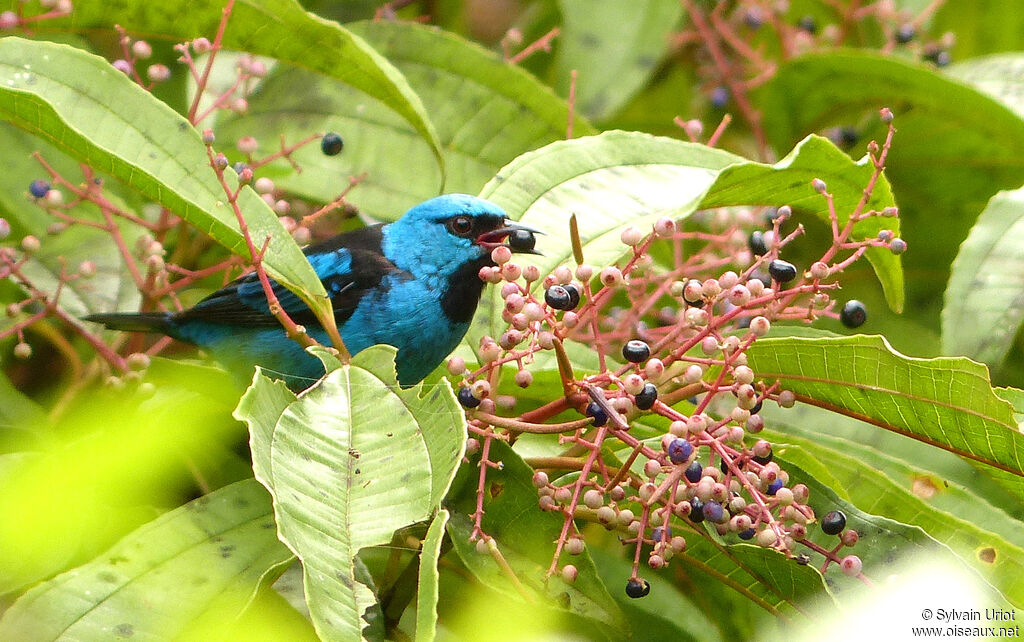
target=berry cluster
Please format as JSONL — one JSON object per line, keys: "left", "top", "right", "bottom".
{"left": 673, "top": 1, "right": 954, "bottom": 150}
{"left": 453, "top": 112, "right": 904, "bottom": 597}
{"left": 0, "top": 3, "right": 359, "bottom": 386}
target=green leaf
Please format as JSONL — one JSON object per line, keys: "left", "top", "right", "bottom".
{"left": 0, "top": 37, "right": 330, "bottom": 318}
{"left": 554, "top": 0, "right": 683, "bottom": 121}
{"left": 0, "top": 479, "right": 292, "bottom": 640}
{"left": 764, "top": 430, "right": 1024, "bottom": 605}
{"left": 758, "top": 52, "right": 1024, "bottom": 328}
{"left": 745, "top": 335, "right": 1024, "bottom": 500}
{"left": 472, "top": 131, "right": 902, "bottom": 348}
{"left": 947, "top": 53, "right": 1024, "bottom": 119}
{"left": 942, "top": 184, "right": 1024, "bottom": 366}
{"left": 445, "top": 439, "right": 625, "bottom": 634}
{"left": 218, "top": 20, "right": 595, "bottom": 221}
{"left": 415, "top": 509, "right": 448, "bottom": 642}
{"left": 58, "top": 0, "right": 443, "bottom": 173}
{"left": 236, "top": 346, "right": 465, "bottom": 641}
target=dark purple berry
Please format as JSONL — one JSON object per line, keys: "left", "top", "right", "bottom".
{"left": 457, "top": 387, "right": 480, "bottom": 408}
{"left": 838, "top": 127, "right": 859, "bottom": 148}
{"left": 625, "top": 578, "right": 650, "bottom": 598}
{"left": 634, "top": 383, "right": 658, "bottom": 411}
{"left": 508, "top": 229, "right": 536, "bottom": 252}
{"left": 622, "top": 340, "right": 650, "bottom": 363}
{"left": 748, "top": 231, "right": 768, "bottom": 256}
{"left": 798, "top": 15, "right": 817, "bottom": 34}
{"left": 702, "top": 500, "right": 725, "bottom": 523}
{"left": 753, "top": 449, "right": 773, "bottom": 465}
{"left": 766, "top": 479, "right": 784, "bottom": 496}
{"left": 563, "top": 283, "right": 581, "bottom": 309}
{"left": 684, "top": 461, "right": 703, "bottom": 483}
{"left": 750, "top": 398, "right": 762, "bottom": 414}
{"left": 586, "top": 401, "right": 608, "bottom": 427}
{"left": 821, "top": 510, "right": 847, "bottom": 535}
{"left": 768, "top": 259, "right": 797, "bottom": 284}
{"left": 738, "top": 528, "right": 756, "bottom": 540}
{"left": 743, "top": 8, "right": 763, "bottom": 29}
{"left": 840, "top": 300, "right": 867, "bottom": 328}
{"left": 688, "top": 497, "right": 705, "bottom": 523}
{"left": 651, "top": 526, "right": 671, "bottom": 542}
{"left": 896, "top": 24, "right": 915, "bottom": 43}
{"left": 545, "top": 285, "right": 572, "bottom": 311}
{"left": 321, "top": 132, "right": 344, "bottom": 156}
{"left": 710, "top": 86, "right": 729, "bottom": 108}
{"left": 667, "top": 438, "right": 692, "bottom": 464}
{"left": 232, "top": 162, "right": 249, "bottom": 175}
{"left": 28, "top": 179, "right": 50, "bottom": 199}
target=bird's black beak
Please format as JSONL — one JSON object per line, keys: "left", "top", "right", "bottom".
{"left": 476, "top": 220, "right": 544, "bottom": 255}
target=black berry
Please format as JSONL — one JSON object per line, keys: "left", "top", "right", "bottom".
{"left": 545, "top": 285, "right": 572, "bottom": 311}
{"left": 688, "top": 497, "right": 705, "bottom": 523}
{"left": 28, "top": 179, "right": 50, "bottom": 199}
{"left": 738, "top": 528, "right": 756, "bottom": 540}
{"left": 321, "top": 132, "right": 344, "bottom": 156}
{"left": 232, "top": 162, "right": 249, "bottom": 175}
{"left": 457, "top": 387, "right": 480, "bottom": 408}
{"left": 667, "top": 438, "right": 692, "bottom": 464}
{"left": 625, "top": 578, "right": 650, "bottom": 598}
{"left": 563, "top": 283, "right": 581, "bottom": 309}
{"left": 766, "top": 479, "right": 784, "bottom": 496}
{"left": 507, "top": 229, "right": 536, "bottom": 252}
{"left": 798, "top": 15, "right": 817, "bottom": 34}
{"left": 750, "top": 398, "right": 763, "bottom": 414}
{"left": 703, "top": 500, "right": 725, "bottom": 523}
{"left": 586, "top": 401, "right": 608, "bottom": 427}
{"left": 710, "top": 86, "right": 729, "bottom": 109}
{"left": 748, "top": 231, "right": 768, "bottom": 256}
{"left": 821, "top": 510, "right": 847, "bottom": 535}
{"left": 650, "top": 526, "right": 671, "bottom": 542}
{"left": 753, "top": 449, "right": 773, "bottom": 465}
{"left": 768, "top": 259, "right": 797, "bottom": 284}
{"left": 684, "top": 461, "right": 703, "bottom": 483}
{"left": 840, "top": 300, "right": 867, "bottom": 328}
{"left": 838, "top": 127, "right": 859, "bottom": 148}
{"left": 622, "top": 340, "right": 650, "bottom": 363}
{"left": 896, "top": 24, "right": 915, "bottom": 44}
{"left": 634, "top": 383, "right": 658, "bottom": 410}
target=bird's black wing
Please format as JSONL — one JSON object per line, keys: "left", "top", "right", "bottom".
{"left": 176, "top": 224, "right": 406, "bottom": 328}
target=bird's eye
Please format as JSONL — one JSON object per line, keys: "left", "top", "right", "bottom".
{"left": 450, "top": 216, "right": 473, "bottom": 237}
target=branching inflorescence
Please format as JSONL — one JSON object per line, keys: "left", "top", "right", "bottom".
{"left": 452, "top": 110, "right": 903, "bottom": 598}
{"left": 0, "top": 1, "right": 361, "bottom": 391}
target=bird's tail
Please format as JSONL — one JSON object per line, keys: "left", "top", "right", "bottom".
{"left": 83, "top": 312, "right": 174, "bottom": 334}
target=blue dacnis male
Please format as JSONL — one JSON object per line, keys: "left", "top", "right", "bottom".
{"left": 85, "top": 194, "right": 537, "bottom": 389}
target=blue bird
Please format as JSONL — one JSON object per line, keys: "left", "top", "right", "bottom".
{"left": 85, "top": 194, "right": 537, "bottom": 389}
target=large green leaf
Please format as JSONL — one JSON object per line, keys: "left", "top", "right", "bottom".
{"left": 235, "top": 346, "right": 465, "bottom": 641}
{"left": 36, "top": 0, "right": 444, "bottom": 172}
{"left": 472, "top": 131, "right": 902, "bottom": 349}
{"left": 0, "top": 38, "right": 329, "bottom": 317}
{"left": 766, "top": 430, "right": 1024, "bottom": 605}
{"left": 415, "top": 509, "right": 448, "bottom": 642}
{"left": 0, "top": 479, "right": 292, "bottom": 640}
{"left": 947, "top": 53, "right": 1024, "bottom": 119}
{"left": 758, "top": 52, "right": 1024, "bottom": 331}
{"left": 942, "top": 184, "right": 1024, "bottom": 366}
{"left": 445, "top": 439, "right": 625, "bottom": 634}
{"left": 218, "top": 20, "right": 595, "bottom": 221}
{"left": 554, "top": 0, "right": 683, "bottom": 121}
{"left": 745, "top": 335, "right": 1024, "bottom": 501}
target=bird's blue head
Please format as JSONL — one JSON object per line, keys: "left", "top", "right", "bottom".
{"left": 383, "top": 194, "right": 537, "bottom": 278}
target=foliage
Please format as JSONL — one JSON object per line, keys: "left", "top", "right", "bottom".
{"left": 1, "top": 0, "right": 1023, "bottom": 640}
